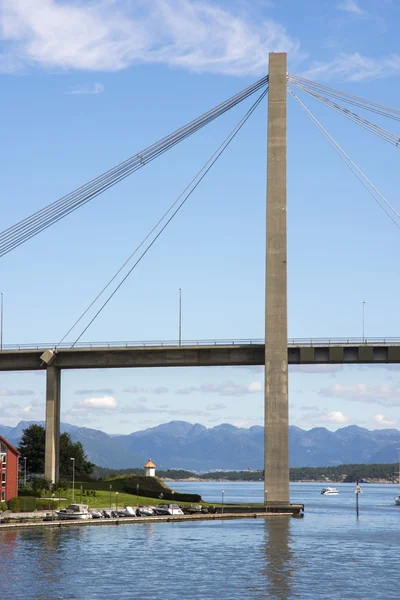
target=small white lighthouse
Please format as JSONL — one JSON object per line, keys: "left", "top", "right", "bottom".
{"left": 144, "top": 458, "right": 156, "bottom": 477}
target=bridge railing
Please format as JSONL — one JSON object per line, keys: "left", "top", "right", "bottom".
{"left": 1, "top": 337, "right": 400, "bottom": 351}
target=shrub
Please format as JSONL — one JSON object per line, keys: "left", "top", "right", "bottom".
{"left": 18, "top": 485, "right": 39, "bottom": 497}
{"left": 18, "top": 496, "right": 37, "bottom": 512}
{"left": 31, "top": 476, "right": 53, "bottom": 494}
{"left": 54, "top": 478, "right": 69, "bottom": 492}
{"left": 36, "top": 499, "right": 58, "bottom": 510}
{"left": 7, "top": 497, "right": 22, "bottom": 512}
{"left": 0, "top": 501, "right": 8, "bottom": 511}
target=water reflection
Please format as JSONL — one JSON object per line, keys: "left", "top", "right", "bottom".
{"left": 260, "top": 518, "right": 294, "bottom": 600}
{"left": 0, "top": 529, "right": 18, "bottom": 569}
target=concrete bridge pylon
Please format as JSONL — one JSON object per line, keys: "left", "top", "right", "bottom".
{"left": 45, "top": 366, "right": 61, "bottom": 483}
{"left": 264, "top": 52, "right": 289, "bottom": 506}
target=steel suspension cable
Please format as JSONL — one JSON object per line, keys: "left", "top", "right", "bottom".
{"left": 0, "top": 75, "right": 268, "bottom": 258}
{"left": 0, "top": 106, "right": 248, "bottom": 256}
{"left": 67, "top": 88, "right": 268, "bottom": 347}
{"left": 288, "top": 74, "right": 400, "bottom": 121}
{"left": 287, "top": 86, "right": 400, "bottom": 229}
{"left": 289, "top": 81, "right": 400, "bottom": 146}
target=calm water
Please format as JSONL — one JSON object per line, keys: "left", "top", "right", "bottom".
{"left": 0, "top": 482, "right": 398, "bottom": 600}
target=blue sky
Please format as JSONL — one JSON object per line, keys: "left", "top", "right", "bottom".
{"left": 0, "top": 0, "right": 399, "bottom": 434}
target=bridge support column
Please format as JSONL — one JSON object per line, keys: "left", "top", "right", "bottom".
{"left": 264, "top": 52, "right": 289, "bottom": 506}
{"left": 45, "top": 366, "right": 61, "bottom": 484}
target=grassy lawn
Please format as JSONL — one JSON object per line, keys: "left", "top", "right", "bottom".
{"left": 56, "top": 489, "right": 217, "bottom": 510}
{"left": 57, "top": 490, "right": 160, "bottom": 510}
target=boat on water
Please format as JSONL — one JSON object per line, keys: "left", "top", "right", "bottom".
{"left": 137, "top": 506, "right": 155, "bottom": 516}
{"left": 321, "top": 487, "right": 339, "bottom": 495}
{"left": 154, "top": 503, "right": 184, "bottom": 515}
{"left": 395, "top": 496, "right": 400, "bottom": 506}
{"left": 56, "top": 504, "right": 92, "bottom": 520}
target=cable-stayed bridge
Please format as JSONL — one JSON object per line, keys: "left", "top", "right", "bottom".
{"left": 1, "top": 338, "right": 400, "bottom": 371}
{"left": 1, "top": 53, "right": 400, "bottom": 510}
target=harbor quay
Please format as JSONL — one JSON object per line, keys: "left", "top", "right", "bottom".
{"left": 0, "top": 504, "right": 304, "bottom": 530}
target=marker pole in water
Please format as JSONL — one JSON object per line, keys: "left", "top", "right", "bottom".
{"left": 355, "top": 480, "right": 362, "bottom": 516}
{"left": 356, "top": 485, "right": 359, "bottom": 516}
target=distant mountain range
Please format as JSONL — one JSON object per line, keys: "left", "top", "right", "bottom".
{"left": 1, "top": 420, "right": 399, "bottom": 471}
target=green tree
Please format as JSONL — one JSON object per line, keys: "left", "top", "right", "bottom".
{"left": 18, "top": 424, "right": 45, "bottom": 474}
{"left": 59, "top": 432, "right": 95, "bottom": 479}
{"left": 18, "top": 425, "right": 94, "bottom": 479}
{"left": 30, "top": 476, "right": 53, "bottom": 494}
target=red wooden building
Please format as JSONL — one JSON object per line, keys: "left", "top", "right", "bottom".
{"left": 0, "top": 435, "right": 20, "bottom": 503}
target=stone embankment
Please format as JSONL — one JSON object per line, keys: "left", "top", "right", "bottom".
{"left": 0, "top": 512, "right": 292, "bottom": 530}
{"left": 0, "top": 504, "right": 304, "bottom": 529}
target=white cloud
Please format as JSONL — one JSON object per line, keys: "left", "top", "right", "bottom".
{"left": 325, "top": 410, "right": 349, "bottom": 424}
{"left": 177, "top": 380, "right": 263, "bottom": 396}
{"left": 0, "top": 0, "right": 303, "bottom": 76}
{"left": 153, "top": 386, "right": 169, "bottom": 395}
{"left": 0, "top": 400, "right": 44, "bottom": 424}
{"left": 373, "top": 413, "right": 396, "bottom": 427}
{"left": 74, "top": 388, "right": 114, "bottom": 395}
{"left": 226, "top": 418, "right": 263, "bottom": 428}
{"left": 121, "top": 402, "right": 208, "bottom": 417}
{"left": 124, "top": 386, "right": 139, "bottom": 394}
{"left": 302, "top": 52, "right": 400, "bottom": 82}
{"left": 123, "top": 385, "right": 169, "bottom": 394}
{"left": 337, "top": 0, "right": 366, "bottom": 16}
{"left": 78, "top": 396, "right": 117, "bottom": 410}
{"left": 248, "top": 381, "right": 263, "bottom": 393}
{"left": 0, "top": 388, "right": 34, "bottom": 396}
{"left": 68, "top": 82, "right": 104, "bottom": 95}
{"left": 206, "top": 402, "right": 226, "bottom": 411}
{"left": 319, "top": 383, "right": 400, "bottom": 407}
{"left": 294, "top": 407, "right": 351, "bottom": 428}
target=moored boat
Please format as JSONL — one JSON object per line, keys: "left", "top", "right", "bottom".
{"left": 137, "top": 506, "right": 155, "bottom": 516}
{"left": 56, "top": 504, "right": 92, "bottom": 520}
{"left": 154, "top": 503, "right": 184, "bottom": 515}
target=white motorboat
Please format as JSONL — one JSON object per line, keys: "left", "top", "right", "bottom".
{"left": 155, "top": 503, "right": 184, "bottom": 515}
{"left": 122, "top": 506, "right": 137, "bottom": 517}
{"left": 395, "top": 496, "right": 400, "bottom": 506}
{"left": 56, "top": 504, "right": 92, "bottom": 520}
{"left": 137, "top": 506, "right": 155, "bottom": 516}
{"left": 321, "top": 487, "right": 339, "bottom": 495}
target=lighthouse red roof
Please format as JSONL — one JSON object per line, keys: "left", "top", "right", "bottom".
{"left": 144, "top": 459, "right": 156, "bottom": 468}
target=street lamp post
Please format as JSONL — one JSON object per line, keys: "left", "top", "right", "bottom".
{"left": 116, "top": 491, "right": 119, "bottom": 513}
{"left": 136, "top": 483, "right": 139, "bottom": 507}
{"left": 24, "top": 456, "right": 27, "bottom": 486}
{"left": 362, "top": 301, "right": 367, "bottom": 343}
{"left": 178, "top": 288, "right": 182, "bottom": 346}
{"left": 0, "top": 292, "right": 3, "bottom": 351}
{"left": 70, "top": 458, "right": 75, "bottom": 502}
{"left": 80, "top": 485, "right": 83, "bottom": 504}
{"left": 221, "top": 490, "right": 224, "bottom": 514}
{"left": 109, "top": 484, "right": 112, "bottom": 510}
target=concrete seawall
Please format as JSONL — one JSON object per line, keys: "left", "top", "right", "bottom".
{"left": 0, "top": 509, "right": 304, "bottom": 530}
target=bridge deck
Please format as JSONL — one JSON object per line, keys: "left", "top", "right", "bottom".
{"left": 0, "top": 341, "right": 399, "bottom": 370}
